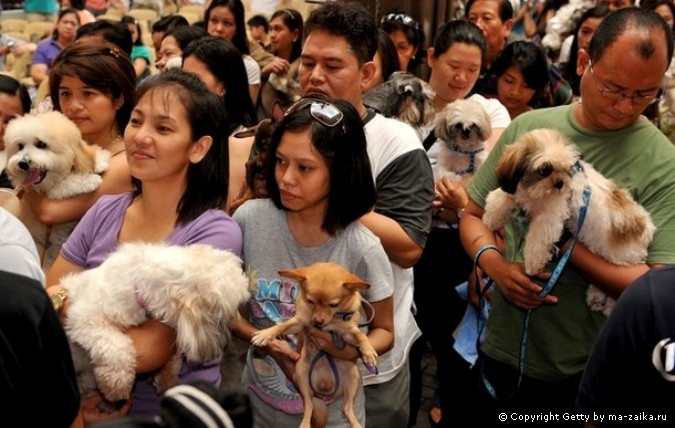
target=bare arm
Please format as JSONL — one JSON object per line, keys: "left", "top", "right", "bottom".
{"left": 26, "top": 155, "right": 132, "bottom": 225}
{"left": 30, "top": 63, "right": 48, "bottom": 85}
{"left": 132, "top": 57, "right": 148, "bottom": 78}
{"left": 359, "top": 211, "right": 423, "bottom": 268}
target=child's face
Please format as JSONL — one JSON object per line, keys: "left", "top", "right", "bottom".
{"left": 274, "top": 128, "right": 330, "bottom": 215}
{"left": 496, "top": 65, "right": 537, "bottom": 118}
{"left": 248, "top": 25, "right": 265, "bottom": 42}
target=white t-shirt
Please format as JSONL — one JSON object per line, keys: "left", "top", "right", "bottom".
{"left": 243, "top": 54, "right": 262, "bottom": 86}
{"left": 0, "top": 207, "right": 45, "bottom": 284}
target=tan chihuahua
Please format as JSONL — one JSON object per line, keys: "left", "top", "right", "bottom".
{"left": 251, "top": 262, "right": 378, "bottom": 428}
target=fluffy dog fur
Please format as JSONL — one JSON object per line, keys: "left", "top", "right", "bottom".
{"left": 363, "top": 72, "right": 436, "bottom": 128}
{"left": 432, "top": 98, "right": 492, "bottom": 182}
{"left": 482, "top": 128, "right": 655, "bottom": 316}
{"left": 2, "top": 111, "right": 110, "bottom": 270}
{"left": 251, "top": 263, "right": 376, "bottom": 428}
{"left": 61, "top": 242, "right": 251, "bottom": 402}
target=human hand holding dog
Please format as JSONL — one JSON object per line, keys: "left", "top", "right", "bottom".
{"left": 488, "top": 260, "right": 558, "bottom": 310}
{"left": 433, "top": 177, "right": 469, "bottom": 221}
{"left": 307, "top": 327, "right": 361, "bottom": 361}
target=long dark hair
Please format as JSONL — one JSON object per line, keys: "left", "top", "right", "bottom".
{"left": 132, "top": 70, "right": 230, "bottom": 224}
{"left": 204, "top": 0, "right": 250, "bottom": 55}
{"left": 269, "top": 8, "right": 303, "bottom": 62}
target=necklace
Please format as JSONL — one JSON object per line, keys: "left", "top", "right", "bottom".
{"left": 109, "top": 135, "right": 125, "bottom": 157}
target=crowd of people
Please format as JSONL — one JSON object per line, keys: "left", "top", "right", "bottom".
{"left": 1, "top": 0, "right": 675, "bottom": 427}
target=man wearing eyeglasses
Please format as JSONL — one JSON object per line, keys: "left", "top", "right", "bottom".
{"left": 298, "top": 2, "right": 435, "bottom": 428}
{"left": 459, "top": 7, "right": 675, "bottom": 423}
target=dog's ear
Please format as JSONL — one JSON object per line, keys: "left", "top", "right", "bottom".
{"left": 495, "top": 143, "right": 529, "bottom": 195}
{"left": 271, "top": 101, "right": 285, "bottom": 123}
{"left": 72, "top": 140, "right": 97, "bottom": 173}
{"left": 342, "top": 272, "right": 370, "bottom": 291}
{"left": 278, "top": 267, "right": 307, "bottom": 283}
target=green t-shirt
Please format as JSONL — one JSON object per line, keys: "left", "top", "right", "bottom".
{"left": 468, "top": 104, "right": 675, "bottom": 380}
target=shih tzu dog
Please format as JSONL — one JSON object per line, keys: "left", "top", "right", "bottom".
{"left": 432, "top": 98, "right": 492, "bottom": 182}
{"left": 62, "top": 242, "right": 251, "bottom": 402}
{"left": 363, "top": 71, "right": 436, "bottom": 129}
{"left": 482, "top": 128, "right": 655, "bottom": 316}
{"left": 2, "top": 110, "right": 111, "bottom": 270}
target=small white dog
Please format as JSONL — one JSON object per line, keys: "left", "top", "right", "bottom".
{"left": 482, "top": 128, "right": 655, "bottom": 316}
{"left": 432, "top": 98, "right": 492, "bottom": 182}
{"left": 61, "top": 242, "right": 251, "bottom": 402}
{"left": 2, "top": 111, "right": 110, "bottom": 270}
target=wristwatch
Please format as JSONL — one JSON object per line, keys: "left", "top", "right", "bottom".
{"left": 50, "top": 289, "right": 68, "bottom": 311}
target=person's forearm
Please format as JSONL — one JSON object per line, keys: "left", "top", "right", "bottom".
{"left": 359, "top": 211, "right": 422, "bottom": 268}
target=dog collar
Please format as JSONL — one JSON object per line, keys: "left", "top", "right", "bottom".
{"left": 570, "top": 161, "right": 584, "bottom": 176}
{"left": 333, "top": 299, "right": 376, "bottom": 328}
{"left": 451, "top": 144, "right": 485, "bottom": 175}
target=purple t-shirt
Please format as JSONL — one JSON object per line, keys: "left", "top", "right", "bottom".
{"left": 61, "top": 193, "right": 243, "bottom": 419}
{"left": 32, "top": 38, "right": 61, "bottom": 70}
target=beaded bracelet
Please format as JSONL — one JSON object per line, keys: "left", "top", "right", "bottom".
{"left": 473, "top": 244, "right": 502, "bottom": 268}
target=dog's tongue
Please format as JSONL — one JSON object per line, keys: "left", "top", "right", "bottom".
{"left": 22, "top": 170, "right": 43, "bottom": 188}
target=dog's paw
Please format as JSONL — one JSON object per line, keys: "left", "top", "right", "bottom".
{"left": 251, "top": 330, "right": 275, "bottom": 347}
{"left": 94, "top": 366, "right": 135, "bottom": 402}
{"left": 358, "top": 344, "right": 378, "bottom": 372}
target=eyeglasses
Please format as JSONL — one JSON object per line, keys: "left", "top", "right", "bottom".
{"left": 587, "top": 61, "right": 662, "bottom": 106}
{"left": 287, "top": 99, "right": 345, "bottom": 127}
{"left": 381, "top": 13, "right": 419, "bottom": 31}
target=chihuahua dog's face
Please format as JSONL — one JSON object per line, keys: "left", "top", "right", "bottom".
{"left": 495, "top": 128, "right": 580, "bottom": 198}
{"left": 280, "top": 263, "right": 370, "bottom": 328}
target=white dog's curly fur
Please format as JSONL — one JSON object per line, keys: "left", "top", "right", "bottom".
{"left": 482, "top": 128, "right": 655, "bottom": 316}
{"left": 2, "top": 111, "right": 110, "bottom": 270}
{"left": 432, "top": 98, "right": 492, "bottom": 182}
{"left": 61, "top": 242, "right": 251, "bottom": 402}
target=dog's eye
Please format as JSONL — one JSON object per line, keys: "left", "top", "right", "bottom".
{"left": 330, "top": 303, "right": 339, "bottom": 308}
{"left": 17, "top": 143, "right": 24, "bottom": 150}
{"left": 36, "top": 140, "right": 48, "bottom": 149}
{"left": 538, "top": 164, "right": 553, "bottom": 177}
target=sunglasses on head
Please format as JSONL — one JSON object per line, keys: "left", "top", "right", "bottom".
{"left": 286, "top": 99, "right": 344, "bottom": 127}
{"left": 381, "top": 13, "right": 419, "bottom": 30}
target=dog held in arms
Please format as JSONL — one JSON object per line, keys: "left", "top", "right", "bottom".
{"left": 432, "top": 98, "right": 492, "bottom": 182}
{"left": 482, "top": 128, "right": 655, "bottom": 316}
{"left": 1, "top": 111, "right": 110, "bottom": 270}
{"left": 363, "top": 71, "right": 436, "bottom": 129}
{"left": 251, "top": 262, "right": 378, "bottom": 428}
{"left": 60, "top": 242, "right": 251, "bottom": 403}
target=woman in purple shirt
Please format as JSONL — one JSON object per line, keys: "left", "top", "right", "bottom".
{"left": 46, "top": 70, "right": 243, "bottom": 424}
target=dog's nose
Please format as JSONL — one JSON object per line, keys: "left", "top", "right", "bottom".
{"left": 554, "top": 180, "right": 564, "bottom": 190}
{"left": 461, "top": 127, "right": 473, "bottom": 139}
{"left": 18, "top": 160, "right": 30, "bottom": 171}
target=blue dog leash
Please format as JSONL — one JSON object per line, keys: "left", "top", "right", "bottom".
{"left": 479, "top": 163, "right": 590, "bottom": 399}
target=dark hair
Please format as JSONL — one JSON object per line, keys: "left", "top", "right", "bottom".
{"left": 491, "top": 41, "right": 550, "bottom": 106}
{"left": 433, "top": 19, "right": 487, "bottom": 58}
{"left": 132, "top": 70, "right": 230, "bottom": 224}
{"left": 75, "top": 19, "right": 133, "bottom": 55}
{"left": 269, "top": 8, "right": 303, "bottom": 62}
{"left": 68, "top": 0, "right": 86, "bottom": 11}
{"left": 52, "top": 8, "right": 80, "bottom": 41}
{"left": 589, "top": 7, "right": 675, "bottom": 65}
{"left": 182, "top": 36, "right": 256, "bottom": 131}
{"left": 0, "top": 75, "right": 31, "bottom": 114}
{"left": 204, "top": 0, "right": 250, "bottom": 55}
{"left": 304, "top": 1, "right": 378, "bottom": 65}
{"left": 164, "top": 25, "right": 208, "bottom": 51}
{"left": 561, "top": 5, "right": 611, "bottom": 95}
{"left": 640, "top": 0, "right": 675, "bottom": 30}
{"left": 246, "top": 14, "right": 269, "bottom": 32}
{"left": 376, "top": 29, "right": 401, "bottom": 81}
{"left": 465, "top": 0, "right": 514, "bottom": 21}
{"left": 266, "top": 95, "right": 375, "bottom": 234}
{"left": 152, "top": 14, "right": 190, "bottom": 33}
{"left": 120, "top": 16, "right": 144, "bottom": 47}
{"left": 50, "top": 40, "right": 136, "bottom": 135}
{"left": 379, "top": 8, "right": 425, "bottom": 70}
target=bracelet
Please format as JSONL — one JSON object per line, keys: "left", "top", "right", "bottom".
{"left": 473, "top": 244, "right": 501, "bottom": 268}
{"left": 50, "top": 289, "right": 68, "bottom": 312}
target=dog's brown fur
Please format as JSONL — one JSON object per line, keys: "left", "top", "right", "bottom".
{"left": 251, "top": 262, "right": 377, "bottom": 428}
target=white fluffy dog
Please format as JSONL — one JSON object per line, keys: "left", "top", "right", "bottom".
{"left": 61, "top": 242, "right": 251, "bottom": 402}
{"left": 432, "top": 98, "right": 492, "bottom": 182}
{"left": 2, "top": 111, "right": 110, "bottom": 270}
{"left": 482, "top": 128, "right": 655, "bottom": 316}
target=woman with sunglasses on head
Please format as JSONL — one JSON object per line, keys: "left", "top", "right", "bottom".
{"left": 230, "top": 95, "right": 395, "bottom": 427}
{"left": 380, "top": 9, "right": 425, "bottom": 76}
